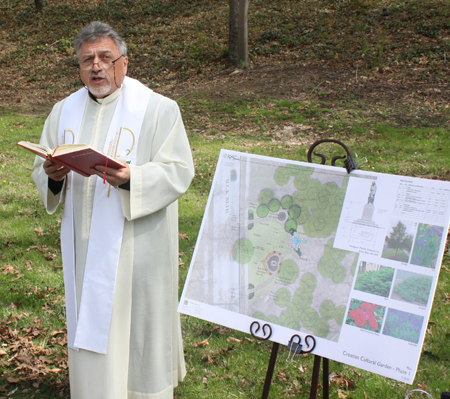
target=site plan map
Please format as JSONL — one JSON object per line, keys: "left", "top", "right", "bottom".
{"left": 179, "top": 149, "right": 450, "bottom": 384}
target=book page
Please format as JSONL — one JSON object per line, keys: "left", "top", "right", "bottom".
{"left": 52, "top": 143, "right": 90, "bottom": 156}
{"left": 17, "top": 141, "right": 51, "bottom": 157}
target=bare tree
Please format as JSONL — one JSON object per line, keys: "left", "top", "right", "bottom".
{"left": 228, "top": 0, "right": 239, "bottom": 65}
{"left": 237, "top": 0, "right": 249, "bottom": 68}
{"left": 35, "top": 0, "right": 44, "bottom": 12}
{"left": 228, "top": 0, "right": 249, "bottom": 68}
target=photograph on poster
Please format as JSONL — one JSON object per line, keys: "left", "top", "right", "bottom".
{"left": 410, "top": 223, "right": 444, "bottom": 269}
{"left": 383, "top": 308, "right": 424, "bottom": 344}
{"left": 391, "top": 270, "right": 433, "bottom": 306}
{"left": 345, "top": 299, "right": 386, "bottom": 333}
{"left": 381, "top": 219, "right": 415, "bottom": 263}
{"left": 353, "top": 262, "right": 394, "bottom": 298}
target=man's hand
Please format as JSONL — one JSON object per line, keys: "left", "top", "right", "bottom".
{"left": 92, "top": 159, "right": 130, "bottom": 187}
{"left": 43, "top": 159, "right": 71, "bottom": 181}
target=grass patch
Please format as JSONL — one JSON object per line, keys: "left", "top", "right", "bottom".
{"left": 1, "top": 100, "right": 450, "bottom": 397}
{"left": 0, "top": 114, "right": 67, "bottom": 397}
{"left": 179, "top": 95, "right": 450, "bottom": 180}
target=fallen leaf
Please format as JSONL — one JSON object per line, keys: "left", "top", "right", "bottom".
{"left": 39, "top": 356, "right": 53, "bottom": 365}
{"left": 11, "top": 274, "right": 23, "bottom": 282}
{"left": 338, "top": 389, "right": 348, "bottom": 399}
{"left": 276, "top": 372, "right": 289, "bottom": 381}
{"left": 201, "top": 353, "right": 218, "bottom": 365}
{"left": 417, "top": 383, "right": 429, "bottom": 391}
{"left": 52, "top": 296, "right": 63, "bottom": 305}
{"left": 0, "top": 265, "right": 19, "bottom": 275}
{"left": 227, "top": 337, "right": 243, "bottom": 344}
{"left": 194, "top": 338, "right": 210, "bottom": 347}
{"left": 47, "top": 368, "right": 62, "bottom": 373}
{"left": 41, "top": 304, "right": 54, "bottom": 314}
{"left": 179, "top": 232, "right": 190, "bottom": 240}
{"left": 44, "top": 253, "right": 56, "bottom": 261}
{"left": 219, "top": 346, "right": 234, "bottom": 356}
{"left": 6, "top": 378, "right": 20, "bottom": 384}
{"left": 330, "top": 373, "right": 356, "bottom": 390}
{"left": 51, "top": 329, "right": 67, "bottom": 336}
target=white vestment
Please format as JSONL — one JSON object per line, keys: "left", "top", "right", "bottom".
{"left": 32, "top": 83, "right": 194, "bottom": 399}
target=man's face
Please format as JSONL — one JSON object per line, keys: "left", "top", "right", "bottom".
{"left": 78, "top": 37, "right": 128, "bottom": 98}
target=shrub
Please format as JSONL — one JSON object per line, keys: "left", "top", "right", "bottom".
{"left": 354, "top": 267, "right": 394, "bottom": 297}
{"left": 394, "top": 275, "right": 432, "bottom": 305}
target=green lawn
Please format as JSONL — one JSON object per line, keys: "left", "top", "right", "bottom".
{"left": 1, "top": 104, "right": 449, "bottom": 398}
{"left": 382, "top": 249, "right": 410, "bottom": 263}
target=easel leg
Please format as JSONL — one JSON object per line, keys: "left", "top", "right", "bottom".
{"left": 323, "top": 357, "right": 329, "bottom": 399}
{"left": 261, "top": 342, "right": 280, "bottom": 399}
{"left": 309, "top": 355, "right": 329, "bottom": 399}
{"left": 309, "top": 355, "right": 321, "bottom": 399}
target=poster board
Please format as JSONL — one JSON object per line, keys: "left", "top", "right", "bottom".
{"left": 179, "top": 149, "right": 450, "bottom": 384}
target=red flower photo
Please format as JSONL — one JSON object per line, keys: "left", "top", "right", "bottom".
{"left": 346, "top": 299, "right": 386, "bottom": 333}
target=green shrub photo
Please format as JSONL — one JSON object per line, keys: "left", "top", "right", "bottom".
{"left": 354, "top": 265, "right": 395, "bottom": 298}
{"left": 392, "top": 270, "right": 433, "bottom": 306}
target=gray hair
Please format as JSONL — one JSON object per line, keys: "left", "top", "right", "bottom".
{"left": 74, "top": 21, "right": 127, "bottom": 58}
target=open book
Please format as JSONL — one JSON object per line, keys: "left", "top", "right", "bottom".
{"left": 17, "top": 141, "right": 125, "bottom": 177}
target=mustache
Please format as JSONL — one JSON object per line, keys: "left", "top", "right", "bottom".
{"left": 89, "top": 71, "right": 108, "bottom": 79}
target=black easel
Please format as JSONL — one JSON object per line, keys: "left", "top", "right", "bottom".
{"left": 250, "top": 322, "right": 320, "bottom": 399}
{"left": 253, "top": 139, "right": 359, "bottom": 399}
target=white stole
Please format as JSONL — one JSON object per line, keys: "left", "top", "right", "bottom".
{"left": 59, "top": 77, "right": 152, "bottom": 354}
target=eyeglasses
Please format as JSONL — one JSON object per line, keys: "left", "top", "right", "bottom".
{"left": 79, "top": 54, "right": 124, "bottom": 71}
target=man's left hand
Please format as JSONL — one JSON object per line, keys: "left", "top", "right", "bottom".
{"left": 92, "top": 159, "right": 130, "bottom": 187}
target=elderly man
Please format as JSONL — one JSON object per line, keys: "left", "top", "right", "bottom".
{"left": 32, "top": 21, "right": 194, "bottom": 398}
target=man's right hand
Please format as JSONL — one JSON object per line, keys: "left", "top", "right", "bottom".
{"left": 43, "top": 159, "right": 70, "bottom": 181}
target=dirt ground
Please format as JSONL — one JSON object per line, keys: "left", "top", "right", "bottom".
{"left": 2, "top": 64, "right": 449, "bottom": 130}
{"left": 162, "top": 64, "right": 450, "bottom": 109}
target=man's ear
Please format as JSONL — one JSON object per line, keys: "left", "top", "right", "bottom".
{"left": 123, "top": 56, "right": 129, "bottom": 75}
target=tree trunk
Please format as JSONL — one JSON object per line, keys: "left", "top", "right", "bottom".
{"left": 228, "top": 0, "right": 239, "bottom": 66}
{"left": 35, "top": 0, "right": 44, "bottom": 12}
{"left": 228, "top": 0, "right": 249, "bottom": 69}
{"left": 237, "top": 0, "right": 249, "bottom": 68}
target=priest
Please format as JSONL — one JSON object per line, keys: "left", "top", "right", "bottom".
{"left": 32, "top": 21, "right": 194, "bottom": 399}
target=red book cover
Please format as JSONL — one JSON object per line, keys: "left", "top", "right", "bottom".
{"left": 17, "top": 141, "right": 125, "bottom": 177}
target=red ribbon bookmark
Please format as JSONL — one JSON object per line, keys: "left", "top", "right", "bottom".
{"left": 103, "top": 158, "right": 108, "bottom": 184}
